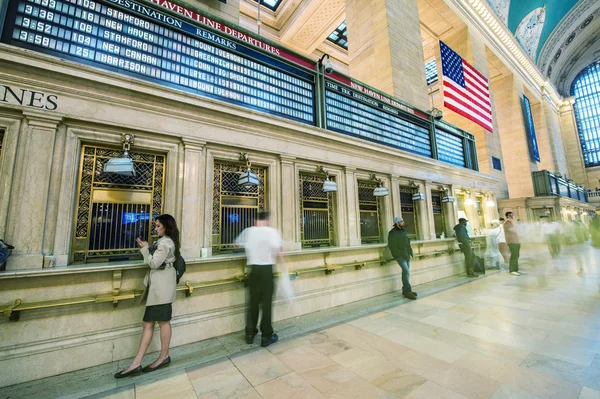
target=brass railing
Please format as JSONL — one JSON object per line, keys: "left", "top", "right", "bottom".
{"left": 1, "top": 248, "right": 461, "bottom": 321}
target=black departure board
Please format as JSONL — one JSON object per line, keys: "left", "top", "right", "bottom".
{"left": 435, "top": 129, "right": 465, "bottom": 167}
{"left": 325, "top": 81, "right": 432, "bottom": 158}
{"left": 2, "top": 0, "right": 315, "bottom": 123}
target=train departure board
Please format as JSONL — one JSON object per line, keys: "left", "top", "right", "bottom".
{"left": 1, "top": 0, "right": 315, "bottom": 123}
{"left": 435, "top": 129, "right": 465, "bottom": 167}
{"left": 325, "top": 80, "right": 432, "bottom": 158}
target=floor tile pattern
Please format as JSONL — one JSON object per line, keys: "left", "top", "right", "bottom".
{"left": 2, "top": 243, "right": 600, "bottom": 398}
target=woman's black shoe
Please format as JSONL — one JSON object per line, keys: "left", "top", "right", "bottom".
{"left": 142, "top": 356, "right": 171, "bottom": 372}
{"left": 114, "top": 365, "right": 142, "bottom": 379}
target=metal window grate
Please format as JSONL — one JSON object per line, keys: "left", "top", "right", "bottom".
{"left": 212, "top": 161, "right": 266, "bottom": 253}
{"left": 300, "top": 173, "right": 335, "bottom": 247}
{"left": 399, "top": 187, "right": 417, "bottom": 238}
{"left": 572, "top": 61, "right": 600, "bottom": 167}
{"left": 358, "top": 181, "right": 382, "bottom": 243}
{"left": 431, "top": 191, "right": 445, "bottom": 238}
{"left": 327, "top": 20, "right": 348, "bottom": 50}
{"left": 73, "top": 146, "right": 165, "bottom": 263}
{"left": 425, "top": 59, "right": 438, "bottom": 85}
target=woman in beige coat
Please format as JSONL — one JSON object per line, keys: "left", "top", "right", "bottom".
{"left": 115, "top": 214, "right": 180, "bottom": 378}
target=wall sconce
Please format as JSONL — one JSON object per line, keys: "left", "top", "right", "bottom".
{"left": 463, "top": 190, "right": 474, "bottom": 206}
{"left": 238, "top": 153, "right": 260, "bottom": 187}
{"left": 318, "top": 166, "right": 337, "bottom": 193}
{"left": 370, "top": 174, "right": 389, "bottom": 197}
{"left": 438, "top": 185, "right": 454, "bottom": 203}
{"left": 410, "top": 181, "right": 425, "bottom": 201}
{"left": 483, "top": 193, "right": 496, "bottom": 208}
{"left": 104, "top": 134, "right": 136, "bottom": 176}
{"left": 318, "top": 53, "right": 333, "bottom": 74}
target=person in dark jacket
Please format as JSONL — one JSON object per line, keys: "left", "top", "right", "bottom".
{"left": 454, "top": 218, "right": 477, "bottom": 277}
{"left": 388, "top": 217, "right": 417, "bottom": 300}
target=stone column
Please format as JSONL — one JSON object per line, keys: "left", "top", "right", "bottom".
{"left": 343, "top": 167, "right": 361, "bottom": 246}
{"left": 280, "top": 155, "right": 300, "bottom": 251}
{"left": 413, "top": 181, "right": 428, "bottom": 241}
{"left": 491, "top": 74, "right": 538, "bottom": 198}
{"left": 443, "top": 190, "right": 457, "bottom": 238}
{"left": 345, "top": 0, "right": 429, "bottom": 110}
{"left": 541, "top": 90, "right": 569, "bottom": 176}
{"left": 6, "top": 110, "right": 63, "bottom": 269}
{"left": 559, "top": 100, "right": 588, "bottom": 186}
{"left": 180, "top": 138, "right": 206, "bottom": 259}
{"left": 423, "top": 181, "right": 437, "bottom": 240}
{"left": 390, "top": 176, "right": 401, "bottom": 221}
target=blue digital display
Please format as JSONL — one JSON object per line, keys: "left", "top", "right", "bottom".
{"left": 1, "top": 0, "right": 315, "bottom": 123}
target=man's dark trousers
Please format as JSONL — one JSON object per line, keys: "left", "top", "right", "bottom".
{"left": 459, "top": 243, "right": 475, "bottom": 275}
{"left": 508, "top": 244, "right": 520, "bottom": 273}
{"left": 246, "top": 265, "right": 274, "bottom": 339}
{"left": 395, "top": 257, "right": 412, "bottom": 295}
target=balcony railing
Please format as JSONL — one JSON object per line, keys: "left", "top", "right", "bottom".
{"left": 532, "top": 170, "right": 589, "bottom": 202}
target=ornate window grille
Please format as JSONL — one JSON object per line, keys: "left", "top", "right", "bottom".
{"left": 431, "top": 191, "right": 445, "bottom": 238}
{"left": 476, "top": 196, "right": 485, "bottom": 229}
{"left": 73, "top": 146, "right": 165, "bottom": 263}
{"left": 399, "top": 187, "right": 417, "bottom": 238}
{"left": 212, "top": 161, "right": 266, "bottom": 253}
{"left": 300, "top": 173, "right": 335, "bottom": 247}
{"left": 358, "top": 180, "right": 382, "bottom": 243}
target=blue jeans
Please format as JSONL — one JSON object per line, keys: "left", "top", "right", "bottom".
{"left": 395, "top": 257, "right": 412, "bottom": 294}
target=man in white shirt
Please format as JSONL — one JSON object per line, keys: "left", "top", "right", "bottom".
{"left": 236, "top": 211, "right": 282, "bottom": 347}
{"left": 541, "top": 216, "right": 561, "bottom": 257}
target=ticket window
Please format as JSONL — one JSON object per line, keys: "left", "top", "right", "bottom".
{"left": 431, "top": 191, "right": 445, "bottom": 238}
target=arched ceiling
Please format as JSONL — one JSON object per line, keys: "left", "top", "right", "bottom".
{"left": 507, "top": 0, "right": 579, "bottom": 61}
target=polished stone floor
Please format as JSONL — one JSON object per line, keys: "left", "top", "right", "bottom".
{"left": 2, "top": 243, "right": 600, "bottom": 399}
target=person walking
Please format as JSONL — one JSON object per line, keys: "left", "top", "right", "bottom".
{"left": 115, "top": 214, "right": 180, "bottom": 378}
{"left": 504, "top": 211, "right": 521, "bottom": 276}
{"left": 454, "top": 218, "right": 477, "bottom": 277}
{"left": 388, "top": 217, "right": 417, "bottom": 300}
{"left": 497, "top": 217, "right": 510, "bottom": 268}
{"left": 541, "top": 216, "right": 561, "bottom": 257}
{"left": 236, "top": 211, "right": 282, "bottom": 347}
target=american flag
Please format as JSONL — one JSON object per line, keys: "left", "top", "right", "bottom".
{"left": 440, "top": 41, "right": 493, "bottom": 132}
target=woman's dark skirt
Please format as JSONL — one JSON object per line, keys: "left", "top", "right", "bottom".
{"left": 143, "top": 303, "right": 172, "bottom": 322}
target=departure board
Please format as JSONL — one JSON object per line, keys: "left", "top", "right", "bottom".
{"left": 325, "top": 80, "right": 432, "bottom": 158}
{"left": 1, "top": 0, "right": 315, "bottom": 123}
{"left": 435, "top": 129, "right": 465, "bottom": 167}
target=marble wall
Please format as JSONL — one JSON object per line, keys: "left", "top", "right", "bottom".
{"left": 0, "top": 41, "right": 499, "bottom": 387}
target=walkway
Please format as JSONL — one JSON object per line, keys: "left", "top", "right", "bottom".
{"left": 2, "top": 243, "right": 600, "bottom": 399}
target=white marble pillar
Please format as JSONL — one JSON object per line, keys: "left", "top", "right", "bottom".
{"left": 413, "top": 182, "right": 428, "bottom": 241}
{"left": 343, "top": 167, "right": 361, "bottom": 246}
{"left": 280, "top": 155, "right": 300, "bottom": 251}
{"left": 423, "top": 181, "right": 437, "bottom": 240}
{"left": 180, "top": 138, "right": 206, "bottom": 259}
{"left": 6, "top": 110, "right": 63, "bottom": 269}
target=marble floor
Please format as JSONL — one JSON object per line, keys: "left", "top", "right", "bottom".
{"left": 3, "top": 243, "right": 600, "bottom": 399}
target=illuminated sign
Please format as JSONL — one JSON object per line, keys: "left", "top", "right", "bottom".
{"left": 1, "top": 0, "right": 315, "bottom": 123}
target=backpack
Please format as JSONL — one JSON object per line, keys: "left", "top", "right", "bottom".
{"left": 175, "top": 256, "right": 186, "bottom": 284}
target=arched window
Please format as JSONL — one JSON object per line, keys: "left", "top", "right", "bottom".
{"left": 572, "top": 62, "right": 600, "bottom": 167}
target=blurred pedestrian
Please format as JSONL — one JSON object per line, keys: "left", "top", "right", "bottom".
{"left": 504, "top": 212, "right": 521, "bottom": 276}
{"left": 236, "top": 211, "right": 282, "bottom": 347}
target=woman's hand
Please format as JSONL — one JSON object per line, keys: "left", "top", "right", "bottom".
{"left": 136, "top": 237, "right": 149, "bottom": 248}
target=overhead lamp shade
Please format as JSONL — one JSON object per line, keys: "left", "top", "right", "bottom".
{"left": 238, "top": 168, "right": 260, "bottom": 187}
{"left": 442, "top": 196, "right": 455, "bottom": 203}
{"left": 103, "top": 157, "right": 136, "bottom": 177}
{"left": 412, "top": 192, "right": 426, "bottom": 201}
{"left": 323, "top": 178, "right": 337, "bottom": 193}
{"left": 486, "top": 199, "right": 496, "bottom": 207}
{"left": 373, "top": 186, "right": 389, "bottom": 197}
{"left": 464, "top": 197, "right": 474, "bottom": 206}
